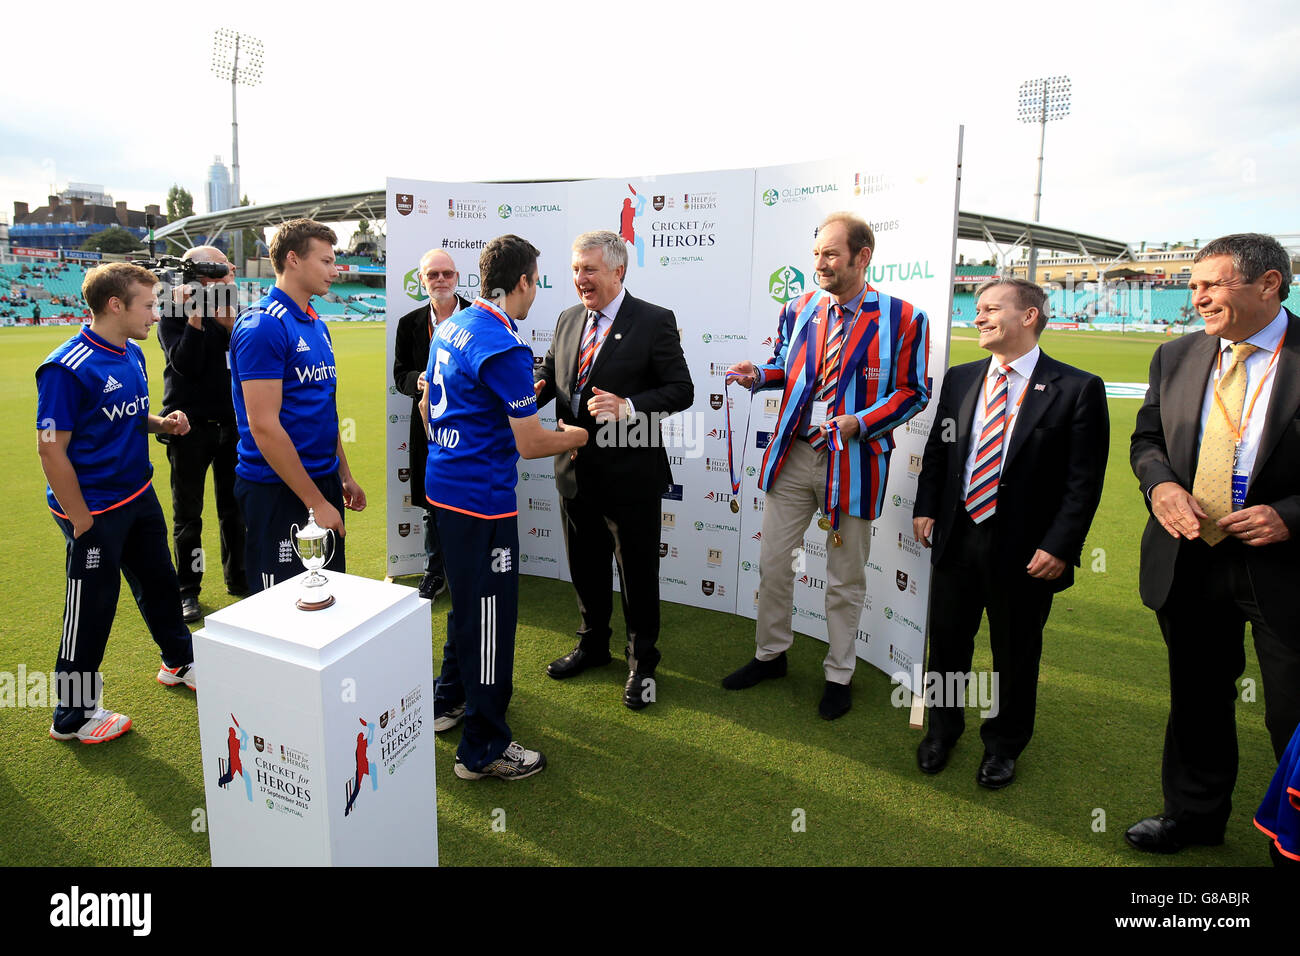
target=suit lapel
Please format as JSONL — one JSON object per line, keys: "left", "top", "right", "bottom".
{"left": 955, "top": 361, "right": 985, "bottom": 460}
{"left": 1251, "top": 309, "right": 1300, "bottom": 484}
{"left": 587, "top": 293, "right": 635, "bottom": 386}
{"left": 803, "top": 296, "right": 831, "bottom": 391}
{"left": 1004, "top": 352, "right": 1061, "bottom": 469}
{"left": 1167, "top": 334, "right": 1219, "bottom": 483}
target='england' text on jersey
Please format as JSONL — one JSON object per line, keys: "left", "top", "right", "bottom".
{"left": 430, "top": 426, "right": 461, "bottom": 448}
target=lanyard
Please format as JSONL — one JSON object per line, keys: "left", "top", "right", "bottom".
{"left": 1211, "top": 328, "right": 1285, "bottom": 446}
{"left": 820, "top": 291, "right": 869, "bottom": 383}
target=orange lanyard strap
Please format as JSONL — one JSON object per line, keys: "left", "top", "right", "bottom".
{"left": 1211, "top": 328, "right": 1286, "bottom": 445}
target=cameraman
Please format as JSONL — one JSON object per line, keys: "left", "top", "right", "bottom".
{"left": 156, "top": 246, "right": 248, "bottom": 622}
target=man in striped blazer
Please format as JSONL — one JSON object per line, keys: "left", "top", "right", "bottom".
{"left": 723, "top": 212, "right": 930, "bottom": 719}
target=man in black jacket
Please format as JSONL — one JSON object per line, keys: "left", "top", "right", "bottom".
{"left": 534, "top": 230, "right": 693, "bottom": 709}
{"left": 393, "top": 249, "right": 472, "bottom": 599}
{"left": 912, "top": 277, "right": 1108, "bottom": 789}
{"left": 157, "top": 245, "right": 247, "bottom": 622}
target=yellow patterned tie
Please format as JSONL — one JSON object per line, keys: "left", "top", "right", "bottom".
{"left": 1192, "top": 343, "right": 1259, "bottom": 545}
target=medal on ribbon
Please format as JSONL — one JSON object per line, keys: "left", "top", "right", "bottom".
{"left": 723, "top": 372, "right": 753, "bottom": 513}
{"left": 824, "top": 420, "right": 844, "bottom": 547}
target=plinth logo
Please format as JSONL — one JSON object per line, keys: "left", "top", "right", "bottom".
{"left": 343, "top": 716, "right": 378, "bottom": 818}
{"left": 769, "top": 265, "right": 806, "bottom": 304}
{"left": 498, "top": 204, "right": 512, "bottom": 219}
{"left": 395, "top": 194, "right": 414, "bottom": 216}
{"left": 701, "top": 580, "right": 715, "bottom": 596}
{"left": 398, "top": 523, "right": 411, "bottom": 537}
{"left": 761, "top": 188, "right": 779, "bottom": 206}
{"left": 896, "top": 570, "right": 908, "bottom": 591}
{"left": 398, "top": 468, "right": 409, "bottom": 483}
{"left": 709, "top": 393, "right": 724, "bottom": 410}
{"left": 217, "top": 713, "right": 253, "bottom": 802}
{"left": 653, "top": 195, "right": 666, "bottom": 211}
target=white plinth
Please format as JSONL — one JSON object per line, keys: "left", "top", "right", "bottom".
{"left": 195, "top": 571, "right": 436, "bottom": 866}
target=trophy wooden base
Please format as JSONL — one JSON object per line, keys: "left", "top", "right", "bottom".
{"left": 295, "top": 594, "right": 336, "bottom": 611}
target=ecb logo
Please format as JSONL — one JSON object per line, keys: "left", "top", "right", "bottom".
{"left": 403, "top": 267, "right": 427, "bottom": 301}
{"left": 769, "top": 266, "right": 805, "bottom": 304}
{"left": 498, "top": 204, "right": 512, "bottom": 219}
{"left": 761, "top": 188, "right": 779, "bottom": 207}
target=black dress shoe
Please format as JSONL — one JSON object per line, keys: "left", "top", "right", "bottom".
{"left": 818, "top": 680, "right": 851, "bottom": 720}
{"left": 226, "top": 581, "right": 249, "bottom": 598}
{"left": 721, "top": 652, "right": 787, "bottom": 690}
{"left": 181, "top": 596, "right": 201, "bottom": 624}
{"left": 976, "top": 752, "right": 1016, "bottom": 789}
{"left": 916, "top": 735, "right": 952, "bottom": 774}
{"left": 547, "top": 645, "right": 613, "bottom": 679}
{"left": 1124, "top": 815, "right": 1224, "bottom": 854}
{"left": 624, "top": 671, "right": 655, "bottom": 710}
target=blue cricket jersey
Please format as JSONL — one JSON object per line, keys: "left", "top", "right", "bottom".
{"left": 424, "top": 299, "right": 538, "bottom": 518}
{"left": 36, "top": 326, "right": 154, "bottom": 516}
{"left": 230, "top": 286, "right": 340, "bottom": 483}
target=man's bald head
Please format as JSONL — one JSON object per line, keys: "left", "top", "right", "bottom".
{"left": 182, "top": 245, "right": 229, "bottom": 265}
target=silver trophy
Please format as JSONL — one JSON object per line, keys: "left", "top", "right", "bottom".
{"left": 290, "top": 509, "right": 336, "bottom": 611}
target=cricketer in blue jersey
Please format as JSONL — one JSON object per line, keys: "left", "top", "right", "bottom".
{"left": 36, "top": 262, "right": 197, "bottom": 745}
{"left": 419, "top": 235, "right": 587, "bottom": 781}
{"left": 229, "top": 219, "right": 365, "bottom": 594}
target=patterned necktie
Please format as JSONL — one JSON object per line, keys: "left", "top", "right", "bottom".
{"left": 808, "top": 304, "right": 846, "bottom": 451}
{"left": 965, "top": 365, "right": 1010, "bottom": 523}
{"left": 1193, "top": 342, "right": 1260, "bottom": 545}
{"left": 574, "top": 311, "right": 601, "bottom": 395}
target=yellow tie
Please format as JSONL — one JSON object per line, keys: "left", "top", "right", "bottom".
{"left": 1193, "top": 342, "right": 1259, "bottom": 545}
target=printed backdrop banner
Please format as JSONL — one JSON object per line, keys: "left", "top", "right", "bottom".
{"left": 386, "top": 133, "right": 960, "bottom": 687}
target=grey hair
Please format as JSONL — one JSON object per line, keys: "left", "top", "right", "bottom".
{"left": 1195, "top": 233, "right": 1291, "bottom": 302}
{"left": 974, "top": 276, "right": 1050, "bottom": 334}
{"left": 572, "top": 230, "right": 628, "bottom": 274}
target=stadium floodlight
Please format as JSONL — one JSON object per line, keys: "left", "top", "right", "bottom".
{"left": 211, "top": 29, "right": 263, "bottom": 273}
{"left": 1017, "top": 75, "right": 1071, "bottom": 286}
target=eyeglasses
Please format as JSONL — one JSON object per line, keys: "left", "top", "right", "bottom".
{"left": 424, "top": 270, "right": 456, "bottom": 280}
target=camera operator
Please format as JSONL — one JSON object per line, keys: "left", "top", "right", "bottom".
{"left": 156, "top": 246, "right": 248, "bottom": 622}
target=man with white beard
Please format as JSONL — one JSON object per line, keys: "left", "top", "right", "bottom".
{"left": 394, "top": 249, "right": 472, "bottom": 599}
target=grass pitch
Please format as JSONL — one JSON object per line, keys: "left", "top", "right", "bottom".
{"left": 0, "top": 323, "right": 1274, "bottom": 866}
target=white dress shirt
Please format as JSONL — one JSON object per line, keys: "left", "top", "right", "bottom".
{"left": 961, "top": 345, "right": 1041, "bottom": 499}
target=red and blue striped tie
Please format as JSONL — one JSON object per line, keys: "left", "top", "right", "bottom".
{"left": 808, "top": 304, "right": 845, "bottom": 450}
{"left": 965, "top": 365, "right": 1010, "bottom": 523}
{"left": 574, "top": 311, "right": 600, "bottom": 395}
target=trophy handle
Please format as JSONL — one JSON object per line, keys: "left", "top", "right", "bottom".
{"left": 322, "top": 529, "right": 336, "bottom": 570}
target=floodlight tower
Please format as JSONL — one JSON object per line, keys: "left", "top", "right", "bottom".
{"left": 1017, "top": 75, "right": 1071, "bottom": 286}
{"left": 211, "top": 29, "right": 263, "bottom": 273}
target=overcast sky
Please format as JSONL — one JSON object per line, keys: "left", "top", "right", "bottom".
{"left": 3, "top": 0, "right": 1297, "bottom": 254}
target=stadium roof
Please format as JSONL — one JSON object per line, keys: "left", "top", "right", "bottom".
{"left": 155, "top": 188, "right": 1132, "bottom": 261}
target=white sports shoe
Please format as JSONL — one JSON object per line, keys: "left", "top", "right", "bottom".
{"left": 157, "top": 662, "right": 197, "bottom": 691}
{"left": 453, "top": 741, "right": 546, "bottom": 780}
{"left": 433, "top": 703, "right": 465, "bottom": 732}
{"left": 50, "top": 706, "right": 132, "bottom": 744}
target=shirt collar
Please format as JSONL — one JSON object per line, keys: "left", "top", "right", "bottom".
{"left": 265, "top": 285, "right": 318, "bottom": 322}
{"left": 830, "top": 285, "right": 867, "bottom": 316}
{"left": 593, "top": 286, "right": 627, "bottom": 322}
{"left": 429, "top": 296, "right": 462, "bottom": 326}
{"left": 988, "top": 344, "right": 1041, "bottom": 381}
{"left": 1219, "top": 306, "right": 1287, "bottom": 355}
{"left": 81, "top": 325, "right": 127, "bottom": 355}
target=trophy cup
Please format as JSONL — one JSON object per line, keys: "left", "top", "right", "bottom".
{"left": 290, "top": 509, "right": 336, "bottom": 611}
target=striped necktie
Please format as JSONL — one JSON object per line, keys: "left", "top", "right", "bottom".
{"left": 808, "top": 304, "right": 846, "bottom": 451}
{"left": 965, "top": 365, "right": 1010, "bottom": 523}
{"left": 1193, "top": 342, "right": 1259, "bottom": 545}
{"left": 574, "top": 311, "right": 601, "bottom": 395}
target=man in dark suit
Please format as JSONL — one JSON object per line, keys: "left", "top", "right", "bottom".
{"left": 393, "top": 249, "right": 472, "bottom": 600}
{"left": 912, "top": 277, "right": 1108, "bottom": 789}
{"left": 534, "top": 230, "right": 693, "bottom": 709}
{"left": 1127, "top": 233, "right": 1300, "bottom": 858}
